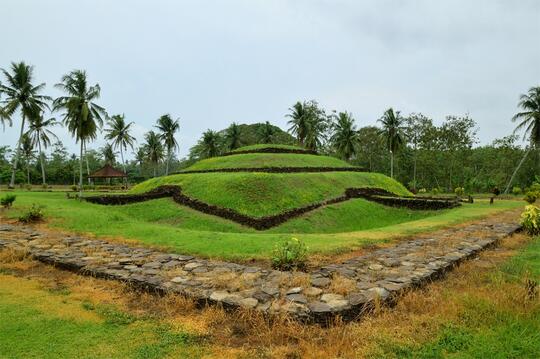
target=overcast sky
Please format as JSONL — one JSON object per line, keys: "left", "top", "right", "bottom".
{"left": 1, "top": 0, "right": 539, "bottom": 159}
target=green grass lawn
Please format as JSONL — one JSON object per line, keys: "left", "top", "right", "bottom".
{"left": 184, "top": 153, "right": 352, "bottom": 171}
{"left": 130, "top": 171, "right": 410, "bottom": 217}
{"left": 0, "top": 274, "right": 205, "bottom": 359}
{"left": 229, "top": 143, "right": 307, "bottom": 152}
{"left": 0, "top": 190, "right": 524, "bottom": 261}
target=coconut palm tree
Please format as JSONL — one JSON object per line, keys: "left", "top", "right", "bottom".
{"left": 155, "top": 114, "right": 180, "bottom": 175}
{"left": 20, "top": 133, "right": 35, "bottom": 185}
{"left": 259, "top": 121, "right": 275, "bottom": 144}
{"left": 199, "top": 130, "right": 221, "bottom": 158}
{"left": 53, "top": 70, "right": 107, "bottom": 196}
{"left": 378, "top": 108, "right": 405, "bottom": 178}
{"left": 287, "top": 101, "right": 310, "bottom": 146}
{"left": 330, "top": 112, "right": 359, "bottom": 161}
{"left": 26, "top": 111, "right": 58, "bottom": 185}
{"left": 504, "top": 86, "right": 540, "bottom": 193}
{"left": 0, "top": 62, "right": 51, "bottom": 188}
{"left": 105, "top": 114, "right": 135, "bottom": 173}
{"left": 134, "top": 146, "right": 147, "bottom": 175}
{"left": 101, "top": 143, "right": 117, "bottom": 165}
{"left": 144, "top": 131, "right": 164, "bottom": 177}
{"left": 225, "top": 122, "right": 242, "bottom": 150}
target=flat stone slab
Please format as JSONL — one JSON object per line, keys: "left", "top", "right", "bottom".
{"left": 0, "top": 218, "right": 520, "bottom": 323}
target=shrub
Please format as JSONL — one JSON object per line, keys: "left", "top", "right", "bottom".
{"left": 18, "top": 204, "right": 45, "bottom": 223}
{"left": 524, "top": 191, "right": 538, "bottom": 204}
{"left": 512, "top": 186, "right": 522, "bottom": 195}
{"left": 431, "top": 187, "right": 440, "bottom": 195}
{"left": 521, "top": 205, "right": 540, "bottom": 235}
{"left": 25, "top": 184, "right": 32, "bottom": 191}
{"left": 492, "top": 187, "right": 500, "bottom": 196}
{"left": 71, "top": 185, "right": 78, "bottom": 192}
{"left": 418, "top": 188, "right": 427, "bottom": 194}
{"left": 271, "top": 237, "right": 308, "bottom": 271}
{"left": 454, "top": 187, "right": 465, "bottom": 196}
{"left": 41, "top": 183, "right": 48, "bottom": 190}
{"left": 1, "top": 194, "right": 16, "bottom": 209}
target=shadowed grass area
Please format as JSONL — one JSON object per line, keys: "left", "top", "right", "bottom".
{"left": 184, "top": 153, "right": 352, "bottom": 171}
{"left": 1, "top": 191, "right": 524, "bottom": 261}
{"left": 0, "top": 274, "right": 205, "bottom": 359}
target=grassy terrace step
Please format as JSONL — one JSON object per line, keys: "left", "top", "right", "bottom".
{"left": 183, "top": 153, "right": 350, "bottom": 171}
{"left": 131, "top": 172, "right": 409, "bottom": 217}
{"left": 228, "top": 143, "right": 314, "bottom": 154}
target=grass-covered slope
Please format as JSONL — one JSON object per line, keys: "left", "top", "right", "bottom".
{"left": 184, "top": 153, "right": 351, "bottom": 171}
{"left": 230, "top": 144, "right": 309, "bottom": 153}
{"left": 131, "top": 171, "right": 410, "bottom": 217}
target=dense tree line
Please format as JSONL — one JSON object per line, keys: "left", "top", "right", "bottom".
{"left": 1, "top": 61, "right": 539, "bottom": 194}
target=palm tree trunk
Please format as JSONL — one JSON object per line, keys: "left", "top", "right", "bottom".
{"left": 84, "top": 143, "right": 91, "bottom": 184}
{"left": 504, "top": 148, "right": 531, "bottom": 194}
{"left": 413, "top": 148, "right": 417, "bottom": 190}
{"left": 38, "top": 140, "right": 46, "bottom": 185}
{"left": 153, "top": 163, "right": 157, "bottom": 177}
{"left": 26, "top": 157, "right": 30, "bottom": 185}
{"left": 165, "top": 149, "right": 170, "bottom": 176}
{"left": 9, "top": 113, "right": 26, "bottom": 188}
{"left": 390, "top": 151, "right": 394, "bottom": 178}
{"left": 79, "top": 140, "right": 84, "bottom": 198}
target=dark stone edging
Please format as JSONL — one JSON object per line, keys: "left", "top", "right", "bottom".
{"left": 223, "top": 148, "right": 318, "bottom": 156}
{"left": 84, "top": 186, "right": 460, "bottom": 230}
{"left": 173, "top": 166, "right": 368, "bottom": 175}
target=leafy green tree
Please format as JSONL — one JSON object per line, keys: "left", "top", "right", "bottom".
{"left": 105, "top": 114, "right": 135, "bottom": 173}
{"left": 287, "top": 101, "right": 310, "bottom": 146}
{"left": 144, "top": 131, "right": 164, "bottom": 177}
{"left": 101, "top": 143, "right": 116, "bottom": 165}
{"left": 225, "top": 122, "right": 242, "bottom": 150}
{"left": 378, "top": 108, "right": 405, "bottom": 178}
{"left": 20, "top": 134, "right": 35, "bottom": 185}
{"left": 134, "top": 146, "right": 147, "bottom": 175}
{"left": 199, "top": 130, "right": 222, "bottom": 158}
{"left": 404, "top": 113, "right": 433, "bottom": 190}
{"left": 26, "top": 111, "right": 58, "bottom": 185}
{"left": 155, "top": 114, "right": 180, "bottom": 175}
{"left": 287, "top": 100, "right": 328, "bottom": 150}
{"left": 0, "top": 62, "right": 51, "bottom": 188}
{"left": 53, "top": 70, "right": 106, "bottom": 195}
{"left": 258, "top": 121, "right": 275, "bottom": 144}
{"left": 330, "top": 112, "right": 359, "bottom": 161}
{"left": 355, "top": 126, "right": 386, "bottom": 172}
{"left": 505, "top": 86, "right": 540, "bottom": 193}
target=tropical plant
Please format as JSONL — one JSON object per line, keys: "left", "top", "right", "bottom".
{"left": 18, "top": 203, "right": 44, "bottom": 223}
{"left": 521, "top": 205, "right": 540, "bottom": 235}
{"left": 524, "top": 191, "right": 538, "bottom": 204}
{"left": 287, "top": 100, "right": 328, "bottom": 150}
{"left": 104, "top": 114, "right": 135, "bottom": 173}
{"left": 330, "top": 112, "right": 359, "bottom": 161}
{"left": 512, "top": 186, "right": 522, "bottom": 195}
{"left": 287, "top": 101, "right": 310, "bottom": 146}
{"left": 199, "top": 130, "right": 221, "bottom": 158}
{"left": 0, "top": 62, "right": 51, "bottom": 188}
{"left": 505, "top": 86, "right": 540, "bottom": 193}
{"left": 20, "top": 134, "right": 35, "bottom": 185}
{"left": 378, "top": 108, "right": 405, "bottom": 178}
{"left": 258, "top": 121, "right": 275, "bottom": 144}
{"left": 1, "top": 194, "right": 16, "bottom": 208}
{"left": 155, "top": 114, "right": 180, "bottom": 175}
{"left": 144, "top": 131, "right": 164, "bottom": 177}
{"left": 224, "top": 122, "right": 242, "bottom": 150}
{"left": 53, "top": 70, "right": 106, "bottom": 196}
{"left": 271, "top": 237, "right": 308, "bottom": 270}
{"left": 101, "top": 143, "right": 116, "bottom": 165}
{"left": 26, "top": 111, "right": 58, "bottom": 185}
{"left": 134, "top": 146, "right": 147, "bottom": 175}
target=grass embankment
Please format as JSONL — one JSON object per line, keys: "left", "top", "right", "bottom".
{"left": 1, "top": 191, "right": 523, "bottom": 261}
{"left": 0, "top": 231, "right": 538, "bottom": 357}
{"left": 230, "top": 143, "right": 306, "bottom": 152}
{"left": 184, "top": 153, "right": 352, "bottom": 171}
{"left": 131, "top": 172, "right": 410, "bottom": 217}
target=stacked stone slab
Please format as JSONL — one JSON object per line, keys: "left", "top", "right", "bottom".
{"left": 0, "top": 219, "right": 519, "bottom": 323}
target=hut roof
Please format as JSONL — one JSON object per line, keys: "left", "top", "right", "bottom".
{"left": 88, "top": 164, "right": 127, "bottom": 178}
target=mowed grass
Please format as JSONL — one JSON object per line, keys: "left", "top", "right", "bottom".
{"left": 230, "top": 143, "right": 306, "bottom": 152}
{"left": 131, "top": 171, "right": 410, "bottom": 217}
{"left": 184, "top": 153, "right": 352, "bottom": 171}
{"left": 0, "top": 274, "right": 204, "bottom": 358}
{"left": 0, "top": 191, "right": 524, "bottom": 261}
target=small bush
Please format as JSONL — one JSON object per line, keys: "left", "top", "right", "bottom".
{"left": 520, "top": 205, "right": 540, "bottom": 235}
{"left": 431, "top": 187, "right": 440, "bottom": 195}
{"left": 18, "top": 204, "right": 45, "bottom": 223}
{"left": 524, "top": 191, "right": 538, "bottom": 204}
{"left": 41, "top": 183, "right": 48, "bottom": 190}
{"left": 71, "top": 185, "right": 78, "bottom": 192}
{"left": 418, "top": 188, "right": 427, "bottom": 194}
{"left": 454, "top": 187, "right": 465, "bottom": 197}
{"left": 512, "top": 186, "right": 523, "bottom": 195}
{"left": 1, "top": 194, "right": 16, "bottom": 209}
{"left": 492, "top": 187, "right": 500, "bottom": 196}
{"left": 272, "top": 237, "right": 308, "bottom": 271}
{"left": 25, "top": 184, "right": 32, "bottom": 191}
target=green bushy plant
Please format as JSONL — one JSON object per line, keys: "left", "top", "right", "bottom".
{"left": 271, "top": 237, "right": 308, "bottom": 270}
{"left": 524, "top": 191, "right": 538, "bottom": 204}
{"left": 521, "top": 205, "right": 540, "bottom": 235}
{"left": 25, "top": 184, "right": 32, "bottom": 191}
{"left": 418, "top": 188, "right": 427, "bottom": 194}
{"left": 1, "top": 194, "right": 16, "bottom": 209}
{"left": 431, "top": 187, "right": 440, "bottom": 195}
{"left": 454, "top": 187, "right": 465, "bottom": 197}
{"left": 512, "top": 186, "right": 522, "bottom": 195}
{"left": 71, "top": 185, "right": 78, "bottom": 192}
{"left": 18, "top": 204, "right": 45, "bottom": 223}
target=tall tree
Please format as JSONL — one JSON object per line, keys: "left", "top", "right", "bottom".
{"left": 134, "top": 146, "right": 147, "bottom": 175}
{"left": 105, "top": 114, "right": 135, "bottom": 173}
{"left": 26, "top": 111, "right": 58, "bottom": 185}
{"left": 20, "top": 133, "right": 35, "bottom": 185}
{"left": 287, "top": 101, "right": 310, "bottom": 146}
{"left": 101, "top": 143, "right": 116, "bottom": 165}
{"left": 505, "top": 86, "right": 540, "bottom": 193}
{"left": 199, "top": 130, "right": 221, "bottom": 158}
{"left": 144, "top": 131, "right": 164, "bottom": 177}
{"left": 378, "top": 108, "right": 405, "bottom": 178}
{"left": 258, "top": 121, "right": 275, "bottom": 144}
{"left": 404, "top": 113, "right": 432, "bottom": 191}
{"left": 225, "top": 122, "right": 242, "bottom": 150}
{"left": 330, "top": 112, "right": 359, "bottom": 161}
{"left": 155, "top": 114, "right": 180, "bottom": 175}
{"left": 53, "top": 70, "right": 107, "bottom": 196}
{"left": 0, "top": 62, "right": 50, "bottom": 188}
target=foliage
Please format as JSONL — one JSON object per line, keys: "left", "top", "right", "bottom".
{"left": 271, "top": 237, "right": 308, "bottom": 270}
{"left": 521, "top": 205, "right": 540, "bottom": 235}
{"left": 144, "top": 131, "right": 164, "bottom": 176}
{"left": 454, "top": 187, "right": 465, "bottom": 196}
{"left": 105, "top": 114, "right": 135, "bottom": 172}
{"left": 524, "top": 191, "right": 538, "bottom": 204}
{"left": 155, "top": 114, "right": 180, "bottom": 175}
{"left": 258, "top": 121, "right": 275, "bottom": 144}
{"left": 287, "top": 100, "right": 329, "bottom": 150}
{"left": 18, "top": 203, "right": 44, "bottom": 223}
{"left": 101, "top": 143, "right": 117, "bottom": 165}
{"left": 513, "top": 186, "right": 523, "bottom": 195}
{"left": 512, "top": 86, "right": 540, "bottom": 145}
{"left": 224, "top": 122, "right": 242, "bottom": 150}
{"left": 330, "top": 112, "right": 359, "bottom": 161}
{"left": 1, "top": 194, "right": 16, "bottom": 208}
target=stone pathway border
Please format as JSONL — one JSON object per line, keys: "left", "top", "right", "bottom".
{"left": 0, "top": 218, "right": 519, "bottom": 324}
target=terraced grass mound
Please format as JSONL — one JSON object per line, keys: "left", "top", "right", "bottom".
{"left": 229, "top": 144, "right": 313, "bottom": 153}
{"left": 184, "top": 153, "right": 351, "bottom": 171}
